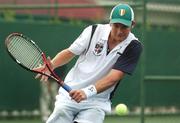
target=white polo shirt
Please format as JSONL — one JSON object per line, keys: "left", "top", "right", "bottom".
{"left": 59, "top": 24, "right": 138, "bottom": 101}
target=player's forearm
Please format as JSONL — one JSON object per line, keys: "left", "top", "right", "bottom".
{"left": 95, "top": 77, "right": 117, "bottom": 94}
{"left": 82, "top": 70, "right": 124, "bottom": 99}
{"left": 51, "top": 49, "right": 75, "bottom": 69}
{"left": 95, "top": 69, "right": 124, "bottom": 94}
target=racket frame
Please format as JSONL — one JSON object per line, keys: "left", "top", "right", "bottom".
{"left": 5, "top": 33, "right": 71, "bottom": 92}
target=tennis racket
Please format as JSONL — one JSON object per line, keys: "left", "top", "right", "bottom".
{"left": 5, "top": 33, "right": 72, "bottom": 92}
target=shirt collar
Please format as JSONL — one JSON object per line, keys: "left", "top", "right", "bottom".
{"left": 101, "top": 24, "right": 111, "bottom": 41}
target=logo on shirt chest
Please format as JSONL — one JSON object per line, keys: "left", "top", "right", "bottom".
{"left": 93, "top": 42, "right": 104, "bottom": 56}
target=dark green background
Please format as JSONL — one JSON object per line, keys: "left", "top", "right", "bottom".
{"left": 0, "top": 21, "right": 180, "bottom": 111}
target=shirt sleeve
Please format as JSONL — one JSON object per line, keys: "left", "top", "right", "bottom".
{"left": 68, "top": 25, "right": 92, "bottom": 55}
{"left": 112, "top": 40, "right": 143, "bottom": 75}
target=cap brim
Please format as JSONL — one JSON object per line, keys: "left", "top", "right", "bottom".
{"left": 110, "top": 19, "right": 132, "bottom": 27}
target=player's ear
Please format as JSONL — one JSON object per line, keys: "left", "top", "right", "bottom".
{"left": 131, "top": 21, "right": 136, "bottom": 28}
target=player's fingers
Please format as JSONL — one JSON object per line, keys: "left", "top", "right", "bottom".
{"left": 69, "top": 90, "right": 76, "bottom": 98}
{"left": 44, "top": 76, "right": 49, "bottom": 81}
{"left": 33, "top": 64, "right": 44, "bottom": 71}
{"left": 69, "top": 90, "right": 80, "bottom": 100}
{"left": 47, "top": 56, "right": 51, "bottom": 61}
{"left": 40, "top": 75, "right": 48, "bottom": 82}
{"left": 74, "top": 95, "right": 83, "bottom": 103}
{"left": 35, "top": 73, "right": 41, "bottom": 79}
{"left": 40, "top": 76, "right": 44, "bottom": 82}
{"left": 69, "top": 90, "right": 85, "bottom": 103}
{"left": 77, "top": 98, "right": 83, "bottom": 103}
{"left": 47, "top": 56, "right": 54, "bottom": 69}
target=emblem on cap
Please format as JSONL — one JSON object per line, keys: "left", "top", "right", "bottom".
{"left": 119, "top": 9, "right": 126, "bottom": 16}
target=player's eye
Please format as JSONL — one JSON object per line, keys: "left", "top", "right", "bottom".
{"left": 121, "top": 25, "right": 129, "bottom": 29}
{"left": 113, "top": 23, "right": 129, "bottom": 30}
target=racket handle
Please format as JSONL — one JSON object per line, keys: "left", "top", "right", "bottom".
{"left": 62, "top": 83, "right": 72, "bottom": 92}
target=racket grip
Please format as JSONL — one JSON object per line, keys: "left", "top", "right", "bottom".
{"left": 62, "top": 83, "right": 72, "bottom": 92}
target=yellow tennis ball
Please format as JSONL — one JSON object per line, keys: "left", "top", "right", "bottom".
{"left": 115, "top": 103, "right": 128, "bottom": 115}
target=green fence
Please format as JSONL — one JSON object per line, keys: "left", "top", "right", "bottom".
{"left": 0, "top": 1, "right": 180, "bottom": 123}
{"left": 0, "top": 21, "right": 180, "bottom": 111}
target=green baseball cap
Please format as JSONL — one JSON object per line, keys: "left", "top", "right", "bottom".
{"left": 110, "top": 4, "right": 134, "bottom": 27}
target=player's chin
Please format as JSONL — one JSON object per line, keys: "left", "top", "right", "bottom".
{"left": 116, "top": 36, "right": 125, "bottom": 42}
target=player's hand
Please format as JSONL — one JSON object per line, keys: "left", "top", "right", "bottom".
{"left": 34, "top": 64, "right": 49, "bottom": 82}
{"left": 34, "top": 57, "right": 52, "bottom": 82}
{"left": 69, "top": 90, "right": 87, "bottom": 103}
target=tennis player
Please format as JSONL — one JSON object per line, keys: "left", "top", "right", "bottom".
{"left": 36, "top": 3, "right": 142, "bottom": 123}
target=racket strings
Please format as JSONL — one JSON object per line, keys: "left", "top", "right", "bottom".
{"left": 11, "top": 37, "right": 42, "bottom": 69}
{"left": 30, "top": 53, "right": 43, "bottom": 68}
{"left": 7, "top": 35, "right": 44, "bottom": 69}
{"left": 18, "top": 36, "right": 43, "bottom": 68}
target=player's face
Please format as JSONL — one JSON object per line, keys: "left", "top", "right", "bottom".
{"left": 110, "top": 23, "right": 131, "bottom": 42}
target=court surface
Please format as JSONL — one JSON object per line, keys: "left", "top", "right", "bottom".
{"left": 0, "top": 115, "right": 180, "bottom": 123}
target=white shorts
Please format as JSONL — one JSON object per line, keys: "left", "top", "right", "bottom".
{"left": 46, "top": 93, "right": 111, "bottom": 123}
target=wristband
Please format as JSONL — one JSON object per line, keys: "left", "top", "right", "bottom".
{"left": 82, "top": 85, "right": 97, "bottom": 98}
